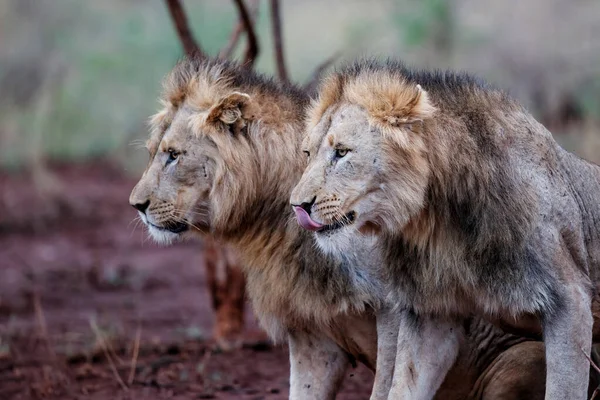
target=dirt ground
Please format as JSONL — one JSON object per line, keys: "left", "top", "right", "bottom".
{"left": 0, "top": 162, "right": 373, "bottom": 399}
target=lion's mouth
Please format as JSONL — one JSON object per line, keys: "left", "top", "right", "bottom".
{"left": 317, "top": 212, "right": 356, "bottom": 233}
{"left": 148, "top": 221, "right": 188, "bottom": 234}
{"left": 293, "top": 206, "right": 356, "bottom": 233}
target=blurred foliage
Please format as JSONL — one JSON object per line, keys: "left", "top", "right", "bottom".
{"left": 0, "top": 0, "right": 239, "bottom": 170}
{"left": 580, "top": 78, "right": 600, "bottom": 118}
{"left": 391, "top": 0, "right": 452, "bottom": 48}
{"left": 0, "top": 0, "right": 599, "bottom": 172}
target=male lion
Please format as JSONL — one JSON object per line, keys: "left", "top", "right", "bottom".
{"left": 129, "top": 55, "right": 560, "bottom": 399}
{"left": 291, "top": 59, "right": 600, "bottom": 399}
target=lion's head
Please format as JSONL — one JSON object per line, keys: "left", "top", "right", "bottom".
{"left": 290, "top": 60, "right": 438, "bottom": 255}
{"left": 130, "top": 56, "right": 306, "bottom": 245}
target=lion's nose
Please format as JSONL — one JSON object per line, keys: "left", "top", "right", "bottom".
{"left": 131, "top": 200, "right": 150, "bottom": 213}
{"left": 293, "top": 197, "right": 316, "bottom": 215}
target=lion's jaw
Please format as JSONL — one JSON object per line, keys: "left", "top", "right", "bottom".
{"left": 139, "top": 211, "right": 186, "bottom": 245}
{"left": 291, "top": 103, "right": 429, "bottom": 256}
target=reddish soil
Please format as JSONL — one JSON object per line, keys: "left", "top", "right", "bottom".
{"left": 0, "top": 162, "right": 373, "bottom": 399}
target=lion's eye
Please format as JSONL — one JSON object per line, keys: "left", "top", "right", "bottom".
{"left": 166, "top": 148, "right": 180, "bottom": 165}
{"left": 335, "top": 149, "right": 349, "bottom": 158}
{"left": 303, "top": 150, "right": 310, "bottom": 158}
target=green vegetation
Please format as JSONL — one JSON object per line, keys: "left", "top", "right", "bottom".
{"left": 1, "top": 0, "right": 598, "bottom": 171}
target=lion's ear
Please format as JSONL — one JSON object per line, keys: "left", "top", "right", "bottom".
{"left": 383, "top": 84, "right": 436, "bottom": 129}
{"left": 206, "top": 92, "right": 255, "bottom": 134}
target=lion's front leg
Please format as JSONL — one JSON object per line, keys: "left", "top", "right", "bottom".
{"left": 388, "top": 310, "right": 463, "bottom": 400}
{"left": 370, "top": 307, "right": 399, "bottom": 400}
{"left": 543, "top": 282, "right": 592, "bottom": 400}
{"left": 288, "top": 331, "right": 349, "bottom": 400}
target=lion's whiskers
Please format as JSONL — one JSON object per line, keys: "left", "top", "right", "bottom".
{"left": 170, "top": 214, "right": 203, "bottom": 232}
{"left": 128, "top": 139, "right": 147, "bottom": 150}
{"left": 128, "top": 215, "right": 145, "bottom": 237}
{"left": 333, "top": 208, "right": 367, "bottom": 239}
{"left": 173, "top": 208, "right": 209, "bottom": 218}
{"left": 127, "top": 215, "right": 141, "bottom": 229}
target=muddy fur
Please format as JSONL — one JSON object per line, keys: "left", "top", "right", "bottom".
{"left": 293, "top": 58, "right": 600, "bottom": 399}
{"left": 130, "top": 55, "right": 569, "bottom": 399}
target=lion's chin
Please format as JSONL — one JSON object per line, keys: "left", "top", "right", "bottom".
{"left": 147, "top": 224, "right": 183, "bottom": 246}
{"left": 314, "top": 226, "right": 356, "bottom": 256}
{"left": 313, "top": 215, "right": 379, "bottom": 257}
{"left": 314, "top": 225, "right": 379, "bottom": 259}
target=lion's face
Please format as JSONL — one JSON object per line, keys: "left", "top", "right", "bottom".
{"left": 129, "top": 105, "right": 216, "bottom": 244}
{"left": 129, "top": 82, "right": 263, "bottom": 245}
{"left": 290, "top": 102, "right": 431, "bottom": 255}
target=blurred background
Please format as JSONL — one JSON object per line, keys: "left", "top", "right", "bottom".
{"left": 0, "top": 1, "right": 598, "bottom": 399}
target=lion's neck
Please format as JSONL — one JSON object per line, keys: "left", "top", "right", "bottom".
{"left": 218, "top": 120, "right": 305, "bottom": 246}
{"left": 224, "top": 141, "right": 307, "bottom": 273}
{"left": 214, "top": 120, "right": 381, "bottom": 338}
{"left": 226, "top": 193, "right": 378, "bottom": 339}
{"left": 211, "top": 109, "right": 308, "bottom": 263}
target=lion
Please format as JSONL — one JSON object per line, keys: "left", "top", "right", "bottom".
{"left": 291, "top": 58, "right": 600, "bottom": 399}
{"left": 129, "top": 55, "right": 564, "bottom": 399}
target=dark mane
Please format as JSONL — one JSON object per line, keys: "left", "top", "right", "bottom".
{"left": 336, "top": 58, "right": 514, "bottom": 110}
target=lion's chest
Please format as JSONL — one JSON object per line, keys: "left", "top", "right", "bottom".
{"left": 387, "top": 240, "right": 560, "bottom": 321}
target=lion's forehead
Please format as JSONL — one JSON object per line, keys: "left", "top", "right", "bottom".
{"left": 307, "top": 129, "right": 328, "bottom": 153}
{"left": 317, "top": 105, "right": 372, "bottom": 149}
{"left": 150, "top": 106, "right": 205, "bottom": 151}
{"left": 305, "top": 109, "right": 335, "bottom": 153}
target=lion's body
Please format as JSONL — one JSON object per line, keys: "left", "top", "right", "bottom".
{"left": 293, "top": 59, "right": 600, "bottom": 399}
{"left": 131, "top": 57, "right": 574, "bottom": 399}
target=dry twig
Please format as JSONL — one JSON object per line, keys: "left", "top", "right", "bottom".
{"left": 582, "top": 347, "right": 600, "bottom": 375}
{"left": 196, "top": 349, "right": 212, "bottom": 377}
{"left": 269, "top": 0, "right": 287, "bottom": 81}
{"left": 164, "top": 0, "right": 259, "bottom": 65}
{"left": 90, "top": 319, "right": 128, "bottom": 392}
{"left": 232, "top": 0, "right": 259, "bottom": 65}
{"left": 128, "top": 325, "right": 142, "bottom": 385}
{"left": 164, "top": 0, "right": 204, "bottom": 56}
{"left": 33, "top": 292, "right": 49, "bottom": 339}
{"left": 581, "top": 347, "right": 600, "bottom": 399}
{"left": 303, "top": 52, "right": 341, "bottom": 95}
{"left": 219, "top": 0, "right": 260, "bottom": 60}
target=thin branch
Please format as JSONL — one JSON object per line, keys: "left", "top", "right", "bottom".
{"left": 196, "top": 349, "right": 212, "bottom": 376}
{"left": 219, "top": 0, "right": 260, "bottom": 60}
{"left": 165, "top": 0, "right": 204, "bottom": 57}
{"left": 232, "top": 0, "right": 259, "bottom": 66}
{"left": 90, "top": 319, "right": 129, "bottom": 392}
{"left": 303, "top": 52, "right": 341, "bottom": 95}
{"left": 587, "top": 346, "right": 600, "bottom": 400}
{"left": 582, "top": 347, "right": 600, "bottom": 376}
{"left": 33, "top": 292, "right": 49, "bottom": 339}
{"left": 128, "top": 325, "right": 142, "bottom": 385}
{"left": 269, "top": 0, "right": 287, "bottom": 80}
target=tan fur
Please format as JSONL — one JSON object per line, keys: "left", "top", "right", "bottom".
{"left": 130, "top": 57, "right": 579, "bottom": 399}
{"left": 308, "top": 70, "right": 436, "bottom": 150}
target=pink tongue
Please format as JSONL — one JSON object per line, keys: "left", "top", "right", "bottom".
{"left": 293, "top": 206, "right": 324, "bottom": 231}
